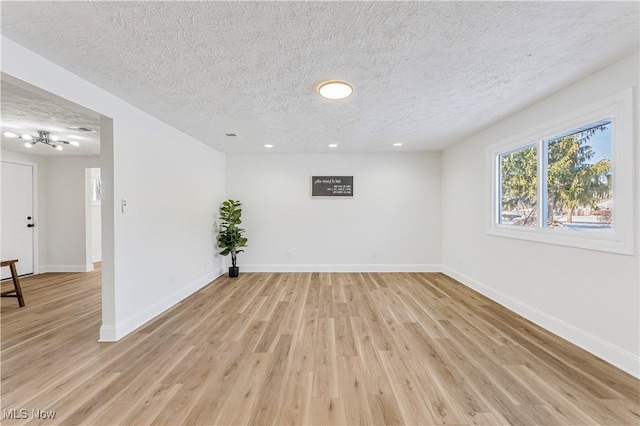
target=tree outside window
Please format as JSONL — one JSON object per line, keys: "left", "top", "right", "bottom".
{"left": 547, "top": 123, "right": 611, "bottom": 229}
{"left": 500, "top": 145, "right": 537, "bottom": 226}
{"left": 498, "top": 121, "right": 612, "bottom": 230}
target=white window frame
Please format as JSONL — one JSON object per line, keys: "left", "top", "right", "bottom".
{"left": 487, "top": 89, "right": 634, "bottom": 255}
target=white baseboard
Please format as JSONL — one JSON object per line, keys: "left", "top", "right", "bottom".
{"left": 92, "top": 256, "right": 102, "bottom": 263}
{"left": 99, "top": 268, "right": 224, "bottom": 342}
{"left": 40, "top": 264, "right": 94, "bottom": 273}
{"left": 441, "top": 265, "right": 640, "bottom": 378}
{"left": 98, "top": 325, "right": 116, "bottom": 342}
{"left": 241, "top": 264, "right": 442, "bottom": 273}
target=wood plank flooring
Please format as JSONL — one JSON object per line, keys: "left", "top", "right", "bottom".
{"left": 1, "top": 268, "right": 638, "bottom": 425}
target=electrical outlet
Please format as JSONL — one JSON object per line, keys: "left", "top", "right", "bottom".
{"left": 372, "top": 252, "right": 377, "bottom": 259}
{"left": 286, "top": 251, "right": 292, "bottom": 259}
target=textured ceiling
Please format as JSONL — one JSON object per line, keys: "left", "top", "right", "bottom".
{"left": 1, "top": 1, "right": 638, "bottom": 154}
{"left": 0, "top": 80, "right": 100, "bottom": 157}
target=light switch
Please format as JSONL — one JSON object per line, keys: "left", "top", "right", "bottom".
{"left": 121, "top": 199, "right": 128, "bottom": 214}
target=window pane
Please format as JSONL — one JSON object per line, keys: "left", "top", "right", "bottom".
{"left": 499, "top": 145, "right": 538, "bottom": 226}
{"left": 547, "top": 121, "right": 612, "bottom": 230}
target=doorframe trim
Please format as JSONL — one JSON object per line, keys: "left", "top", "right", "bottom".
{"left": 1, "top": 158, "right": 39, "bottom": 275}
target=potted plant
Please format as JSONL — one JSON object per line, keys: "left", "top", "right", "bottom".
{"left": 217, "top": 199, "right": 248, "bottom": 278}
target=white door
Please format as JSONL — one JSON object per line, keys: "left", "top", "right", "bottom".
{"left": 1, "top": 161, "right": 35, "bottom": 278}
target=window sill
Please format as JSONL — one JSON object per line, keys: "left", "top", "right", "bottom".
{"left": 487, "top": 226, "right": 633, "bottom": 255}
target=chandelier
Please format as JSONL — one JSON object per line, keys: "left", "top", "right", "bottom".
{"left": 3, "top": 130, "right": 79, "bottom": 151}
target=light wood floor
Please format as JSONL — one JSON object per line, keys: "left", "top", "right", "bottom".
{"left": 1, "top": 268, "right": 638, "bottom": 425}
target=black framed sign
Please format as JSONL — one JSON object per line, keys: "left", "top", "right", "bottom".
{"left": 311, "top": 176, "right": 353, "bottom": 197}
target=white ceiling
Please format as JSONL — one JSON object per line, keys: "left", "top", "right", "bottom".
{"left": 1, "top": 80, "right": 101, "bottom": 157}
{"left": 1, "top": 2, "right": 638, "bottom": 154}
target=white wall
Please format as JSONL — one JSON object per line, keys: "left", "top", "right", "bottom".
{"left": 112, "top": 121, "right": 226, "bottom": 339}
{"left": 226, "top": 152, "right": 441, "bottom": 271}
{"left": 441, "top": 52, "right": 639, "bottom": 376}
{"left": 2, "top": 37, "right": 227, "bottom": 341}
{"left": 45, "top": 156, "right": 99, "bottom": 271}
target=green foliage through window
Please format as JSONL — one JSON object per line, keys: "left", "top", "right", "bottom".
{"left": 500, "top": 145, "right": 538, "bottom": 226}
{"left": 547, "top": 123, "right": 611, "bottom": 227}
{"left": 498, "top": 120, "right": 612, "bottom": 230}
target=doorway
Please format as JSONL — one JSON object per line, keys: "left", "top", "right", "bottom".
{"left": 89, "top": 167, "right": 102, "bottom": 264}
{"left": 0, "top": 70, "right": 114, "bottom": 341}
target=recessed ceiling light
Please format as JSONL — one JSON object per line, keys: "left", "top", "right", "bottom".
{"left": 3, "top": 132, "right": 17, "bottom": 138}
{"left": 318, "top": 81, "right": 353, "bottom": 100}
{"left": 393, "top": 143, "right": 403, "bottom": 146}
{"left": 264, "top": 144, "right": 273, "bottom": 148}
{"left": 328, "top": 144, "right": 338, "bottom": 148}
{"left": 69, "top": 141, "right": 80, "bottom": 146}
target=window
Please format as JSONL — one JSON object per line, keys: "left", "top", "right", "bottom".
{"left": 546, "top": 120, "right": 612, "bottom": 230}
{"left": 499, "top": 144, "right": 538, "bottom": 227}
{"left": 489, "top": 90, "right": 634, "bottom": 255}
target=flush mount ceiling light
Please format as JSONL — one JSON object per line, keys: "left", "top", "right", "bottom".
{"left": 318, "top": 81, "right": 353, "bottom": 100}
{"left": 6, "top": 130, "right": 79, "bottom": 150}
{"left": 328, "top": 144, "right": 338, "bottom": 148}
{"left": 393, "top": 143, "right": 403, "bottom": 147}
{"left": 264, "top": 144, "right": 274, "bottom": 148}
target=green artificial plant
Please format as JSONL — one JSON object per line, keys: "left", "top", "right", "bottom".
{"left": 217, "top": 199, "right": 248, "bottom": 269}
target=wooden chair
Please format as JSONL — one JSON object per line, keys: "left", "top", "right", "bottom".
{"left": 1, "top": 259, "right": 26, "bottom": 307}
